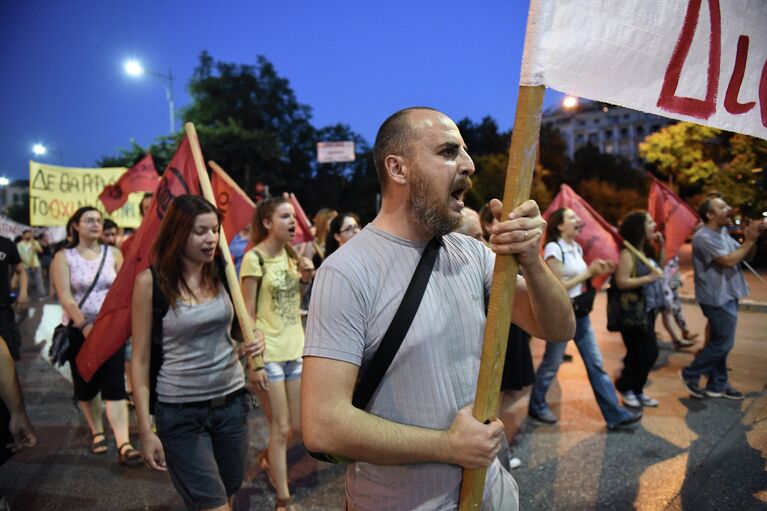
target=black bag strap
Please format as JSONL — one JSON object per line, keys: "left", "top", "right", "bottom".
{"left": 351, "top": 237, "right": 441, "bottom": 409}
{"left": 79, "top": 245, "right": 109, "bottom": 309}
{"left": 67, "top": 245, "right": 108, "bottom": 326}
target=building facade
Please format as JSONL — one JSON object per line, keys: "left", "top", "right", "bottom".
{"left": 543, "top": 100, "right": 674, "bottom": 166}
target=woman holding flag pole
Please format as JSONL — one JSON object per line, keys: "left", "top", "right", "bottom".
{"left": 131, "top": 195, "right": 265, "bottom": 511}
{"left": 240, "top": 196, "right": 314, "bottom": 511}
{"left": 614, "top": 210, "right": 665, "bottom": 409}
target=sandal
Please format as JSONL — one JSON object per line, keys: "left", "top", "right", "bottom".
{"left": 275, "top": 496, "right": 296, "bottom": 511}
{"left": 91, "top": 432, "right": 108, "bottom": 454}
{"left": 118, "top": 442, "right": 143, "bottom": 468}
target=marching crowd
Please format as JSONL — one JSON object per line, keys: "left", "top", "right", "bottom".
{"left": 1, "top": 107, "right": 765, "bottom": 511}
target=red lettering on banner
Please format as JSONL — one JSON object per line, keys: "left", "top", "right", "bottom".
{"left": 724, "top": 35, "right": 756, "bottom": 115}
{"left": 760, "top": 57, "right": 767, "bottom": 127}
{"left": 657, "top": 0, "right": 721, "bottom": 120}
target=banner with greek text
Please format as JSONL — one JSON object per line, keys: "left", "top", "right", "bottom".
{"left": 522, "top": 0, "right": 766, "bottom": 139}
{"left": 29, "top": 161, "right": 144, "bottom": 227}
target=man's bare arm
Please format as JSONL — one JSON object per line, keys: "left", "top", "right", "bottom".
{"left": 301, "top": 356, "right": 503, "bottom": 468}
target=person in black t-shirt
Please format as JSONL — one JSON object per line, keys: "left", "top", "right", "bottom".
{"left": 0, "top": 236, "right": 28, "bottom": 361}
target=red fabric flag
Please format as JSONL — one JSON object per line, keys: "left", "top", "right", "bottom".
{"left": 287, "top": 193, "right": 314, "bottom": 244}
{"left": 542, "top": 184, "right": 623, "bottom": 290}
{"left": 210, "top": 163, "right": 255, "bottom": 240}
{"left": 98, "top": 154, "right": 160, "bottom": 214}
{"left": 647, "top": 175, "right": 700, "bottom": 263}
{"left": 77, "top": 137, "right": 201, "bottom": 381}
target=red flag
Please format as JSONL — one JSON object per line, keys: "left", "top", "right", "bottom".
{"left": 98, "top": 154, "right": 160, "bottom": 214}
{"left": 542, "top": 184, "right": 623, "bottom": 290}
{"left": 287, "top": 193, "right": 314, "bottom": 244}
{"left": 647, "top": 175, "right": 700, "bottom": 263}
{"left": 210, "top": 162, "right": 255, "bottom": 240}
{"left": 77, "top": 137, "right": 201, "bottom": 381}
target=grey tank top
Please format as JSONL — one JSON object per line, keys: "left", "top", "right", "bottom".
{"left": 156, "top": 288, "right": 245, "bottom": 403}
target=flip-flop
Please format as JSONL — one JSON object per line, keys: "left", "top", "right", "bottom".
{"left": 91, "top": 432, "right": 108, "bottom": 454}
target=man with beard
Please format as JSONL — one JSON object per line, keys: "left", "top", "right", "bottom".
{"left": 302, "top": 107, "right": 574, "bottom": 510}
{"left": 681, "top": 193, "right": 766, "bottom": 400}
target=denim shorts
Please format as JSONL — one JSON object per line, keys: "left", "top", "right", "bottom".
{"left": 155, "top": 391, "right": 249, "bottom": 510}
{"left": 264, "top": 358, "right": 303, "bottom": 382}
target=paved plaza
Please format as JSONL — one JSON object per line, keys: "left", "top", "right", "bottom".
{"left": 1, "top": 253, "right": 765, "bottom": 510}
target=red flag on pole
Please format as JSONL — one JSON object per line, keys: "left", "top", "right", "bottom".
{"left": 647, "top": 174, "right": 700, "bottom": 263}
{"left": 210, "top": 161, "right": 255, "bottom": 240}
{"left": 542, "top": 184, "right": 623, "bottom": 290}
{"left": 98, "top": 154, "right": 160, "bottom": 214}
{"left": 287, "top": 193, "right": 313, "bottom": 244}
{"left": 77, "top": 138, "right": 201, "bottom": 381}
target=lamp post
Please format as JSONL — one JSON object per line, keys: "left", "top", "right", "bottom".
{"left": 562, "top": 95, "right": 578, "bottom": 110}
{"left": 31, "top": 143, "right": 63, "bottom": 163}
{"left": 124, "top": 59, "right": 175, "bottom": 133}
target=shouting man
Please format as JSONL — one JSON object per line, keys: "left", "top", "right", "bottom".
{"left": 302, "top": 107, "right": 574, "bottom": 510}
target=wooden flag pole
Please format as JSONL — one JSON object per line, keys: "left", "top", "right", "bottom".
{"left": 209, "top": 160, "right": 257, "bottom": 208}
{"left": 622, "top": 240, "right": 664, "bottom": 277}
{"left": 185, "top": 123, "right": 264, "bottom": 371}
{"left": 458, "top": 84, "right": 545, "bottom": 510}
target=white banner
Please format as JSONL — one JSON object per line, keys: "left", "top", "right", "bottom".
{"left": 317, "top": 141, "right": 355, "bottom": 163}
{"left": 522, "top": 0, "right": 767, "bottom": 140}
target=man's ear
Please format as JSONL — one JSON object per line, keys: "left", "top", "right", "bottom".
{"left": 385, "top": 155, "right": 407, "bottom": 186}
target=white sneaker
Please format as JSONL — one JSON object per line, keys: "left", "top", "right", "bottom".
{"left": 637, "top": 393, "right": 659, "bottom": 407}
{"left": 621, "top": 390, "right": 641, "bottom": 408}
{"left": 508, "top": 456, "right": 522, "bottom": 470}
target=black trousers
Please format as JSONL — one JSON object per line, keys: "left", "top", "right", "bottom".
{"left": 615, "top": 311, "right": 659, "bottom": 394}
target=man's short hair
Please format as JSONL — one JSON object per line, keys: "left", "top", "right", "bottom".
{"left": 373, "top": 107, "right": 439, "bottom": 192}
{"left": 103, "top": 219, "right": 118, "bottom": 231}
{"left": 698, "top": 192, "right": 723, "bottom": 221}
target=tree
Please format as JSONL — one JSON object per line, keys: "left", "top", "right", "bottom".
{"left": 709, "top": 133, "right": 767, "bottom": 218}
{"left": 639, "top": 122, "right": 724, "bottom": 191}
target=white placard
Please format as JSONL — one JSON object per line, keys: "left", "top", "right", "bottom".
{"left": 522, "top": 0, "right": 767, "bottom": 140}
{"left": 317, "top": 141, "right": 356, "bottom": 163}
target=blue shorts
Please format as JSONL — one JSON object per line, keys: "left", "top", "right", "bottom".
{"left": 155, "top": 390, "right": 249, "bottom": 510}
{"left": 264, "top": 359, "right": 303, "bottom": 382}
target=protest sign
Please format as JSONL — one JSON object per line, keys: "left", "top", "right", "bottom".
{"left": 29, "top": 161, "right": 144, "bottom": 227}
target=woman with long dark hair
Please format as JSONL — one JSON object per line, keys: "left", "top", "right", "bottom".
{"left": 51, "top": 206, "right": 139, "bottom": 464}
{"left": 324, "top": 212, "right": 361, "bottom": 260}
{"left": 131, "top": 195, "right": 264, "bottom": 510}
{"left": 527, "top": 208, "right": 641, "bottom": 430}
{"left": 240, "top": 197, "right": 314, "bottom": 511}
{"left": 614, "top": 210, "right": 664, "bottom": 409}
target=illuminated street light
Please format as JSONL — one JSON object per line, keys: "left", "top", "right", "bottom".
{"left": 0, "top": 177, "right": 10, "bottom": 187}
{"left": 32, "top": 143, "right": 47, "bottom": 156}
{"left": 562, "top": 95, "right": 578, "bottom": 109}
{"left": 124, "top": 59, "right": 145, "bottom": 76}
{"left": 124, "top": 58, "right": 175, "bottom": 133}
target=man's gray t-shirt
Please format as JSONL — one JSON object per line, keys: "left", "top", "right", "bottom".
{"left": 692, "top": 226, "right": 749, "bottom": 307}
{"left": 305, "top": 225, "right": 514, "bottom": 510}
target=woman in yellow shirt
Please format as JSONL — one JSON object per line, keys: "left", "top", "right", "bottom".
{"left": 240, "top": 197, "right": 313, "bottom": 511}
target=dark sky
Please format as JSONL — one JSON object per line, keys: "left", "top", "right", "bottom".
{"left": 1, "top": 0, "right": 566, "bottom": 181}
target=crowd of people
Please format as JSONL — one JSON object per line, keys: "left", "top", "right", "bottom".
{"left": 0, "top": 107, "right": 765, "bottom": 510}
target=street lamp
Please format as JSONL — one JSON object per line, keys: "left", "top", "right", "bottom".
{"left": 0, "top": 177, "right": 10, "bottom": 187}
{"left": 562, "top": 95, "right": 578, "bottom": 109}
{"left": 32, "top": 143, "right": 47, "bottom": 156}
{"left": 124, "top": 59, "right": 176, "bottom": 133}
